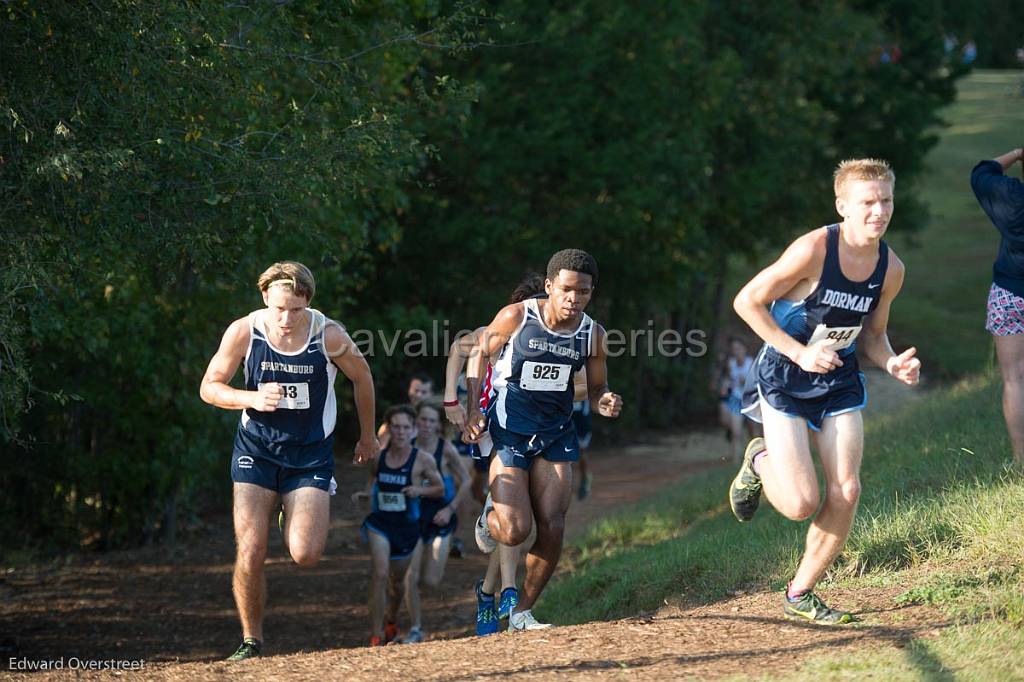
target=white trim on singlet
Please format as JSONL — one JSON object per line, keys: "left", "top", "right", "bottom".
{"left": 527, "top": 298, "right": 591, "bottom": 339}
{"left": 254, "top": 308, "right": 317, "bottom": 357}
{"left": 240, "top": 313, "right": 258, "bottom": 429}
{"left": 319, "top": 316, "right": 345, "bottom": 438}
{"left": 241, "top": 309, "right": 339, "bottom": 436}
{"left": 492, "top": 302, "right": 530, "bottom": 428}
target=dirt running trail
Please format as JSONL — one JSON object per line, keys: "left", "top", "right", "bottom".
{"left": 1, "top": 369, "right": 926, "bottom": 680}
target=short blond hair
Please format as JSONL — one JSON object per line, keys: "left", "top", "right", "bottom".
{"left": 833, "top": 158, "right": 895, "bottom": 197}
{"left": 257, "top": 261, "right": 315, "bottom": 301}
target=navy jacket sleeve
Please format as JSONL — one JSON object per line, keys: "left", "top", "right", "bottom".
{"left": 971, "top": 159, "right": 1024, "bottom": 242}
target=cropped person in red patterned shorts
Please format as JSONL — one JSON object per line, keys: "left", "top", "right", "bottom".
{"left": 971, "top": 147, "right": 1024, "bottom": 469}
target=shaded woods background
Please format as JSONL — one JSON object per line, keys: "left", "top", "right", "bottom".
{"left": 2, "top": 1, "right": 1019, "bottom": 552}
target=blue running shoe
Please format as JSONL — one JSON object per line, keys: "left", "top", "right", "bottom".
{"left": 475, "top": 579, "right": 499, "bottom": 636}
{"left": 498, "top": 587, "right": 520, "bottom": 620}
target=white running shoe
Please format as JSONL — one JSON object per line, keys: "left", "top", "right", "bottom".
{"left": 475, "top": 493, "right": 497, "bottom": 554}
{"left": 508, "top": 609, "right": 552, "bottom": 631}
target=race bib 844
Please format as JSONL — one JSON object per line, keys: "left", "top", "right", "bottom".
{"left": 807, "top": 324, "right": 862, "bottom": 351}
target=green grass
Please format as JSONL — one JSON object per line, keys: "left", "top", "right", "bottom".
{"left": 540, "top": 373, "right": 1019, "bottom": 622}
{"left": 539, "top": 71, "right": 1024, "bottom": 678}
{"left": 541, "top": 372, "right": 1023, "bottom": 677}
{"left": 888, "top": 70, "right": 1023, "bottom": 376}
{"left": 781, "top": 620, "right": 1024, "bottom": 681}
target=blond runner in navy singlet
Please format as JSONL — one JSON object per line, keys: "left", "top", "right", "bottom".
{"left": 729, "top": 160, "right": 921, "bottom": 625}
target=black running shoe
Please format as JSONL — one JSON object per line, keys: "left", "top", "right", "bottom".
{"left": 227, "top": 638, "right": 261, "bottom": 661}
{"left": 729, "top": 437, "right": 765, "bottom": 522}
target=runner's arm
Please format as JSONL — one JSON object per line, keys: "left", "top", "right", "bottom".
{"left": 351, "top": 461, "right": 376, "bottom": 504}
{"left": 405, "top": 451, "right": 444, "bottom": 499}
{"left": 199, "top": 317, "right": 280, "bottom": 410}
{"left": 465, "top": 305, "right": 523, "bottom": 439}
{"left": 733, "top": 230, "right": 842, "bottom": 374}
{"left": 859, "top": 254, "right": 920, "bottom": 385}
{"left": 325, "top": 324, "right": 379, "bottom": 464}
{"left": 443, "top": 441, "right": 472, "bottom": 510}
{"left": 585, "top": 325, "right": 622, "bottom": 418}
{"left": 443, "top": 328, "right": 483, "bottom": 427}
{"left": 573, "top": 367, "right": 588, "bottom": 401}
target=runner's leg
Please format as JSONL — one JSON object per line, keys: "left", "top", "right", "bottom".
{"left": 471, "top": 466, "right": 487, "bottom": 505}
{"left": 487, "top": 455, "right": 533, "bottom": 545}
{"left": 280, "top": 486, "right": 330, "bottom": 566}
{"left": 791, "top": 411, "right": 863, "bottom": 593}
{"left": 366, "top": 531, "right": 392, "bottom": 639}
{"left": 758, "top": 400, "right": 820, "bottom": 521}
{"left": 232, "top": 482, "right": 278, "bottom": 643}
{"left": 397, "top": 546, "right": 421, "bottom": 631}
{"left": 500, "top": 529, "right": 533, "bottom": 592}
{"left": 517, "top": 459, "right": 572, "bottom": 611}
{"left": 481, "top": 551, "right": 501, "bottom": 594}
{"left": 419, "top": 534, "right": 452, "bottom": 589}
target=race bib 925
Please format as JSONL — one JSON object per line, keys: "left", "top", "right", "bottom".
{"left": 519, "top": 361, "right": 571, "bottom": 391}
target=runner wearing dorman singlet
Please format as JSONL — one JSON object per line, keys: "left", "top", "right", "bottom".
{"left": 729, "top": 160, "right": 920, "bottom": 625}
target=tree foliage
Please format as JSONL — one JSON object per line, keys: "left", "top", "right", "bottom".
{"left": 1, "top": 0, "right": 484, "bottom": 549}
{"left": 387, "top": 0, "right": 960, "bottom": 431}
{"left": 2, "top": 0, "right": 963, "bottom": 551}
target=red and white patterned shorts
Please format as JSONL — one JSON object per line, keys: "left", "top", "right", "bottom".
{"left": 986, "top": 283, "right": 1024, "bottom": 336}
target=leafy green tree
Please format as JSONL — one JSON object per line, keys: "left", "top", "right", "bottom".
{"left": 1, "top": 0, "right": 483, "bottom": 549}
{"left": 386, "top": 0, "right": 960, "bottom": 429}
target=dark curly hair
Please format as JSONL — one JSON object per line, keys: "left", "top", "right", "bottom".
{"left": 546, "top": 249, "right": 598, "bottom": 287}
{"left": 508, "top": 272, "right": 546, "bottom": 303}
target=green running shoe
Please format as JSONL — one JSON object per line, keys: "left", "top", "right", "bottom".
{"left": 226, "top": 637, "right": 261, "bottom": 661}
{"left": 729, "top": 437, "right": 765, "bottom": 522}
{"left": 783, "top": 590, "right": 854, "bottom": 625}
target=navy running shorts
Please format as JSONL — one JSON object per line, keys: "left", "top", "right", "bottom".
{"left": 362, "top": 516, "right": 421, "bottom": 560}
{"left": 230, "top": 451, "right": 333, "bottom": 493}
{"left": 489, "top": 420, "right": 579, "bottom": 470}
{"left": 741, "top": 346, "right": 867, "bottom": 431}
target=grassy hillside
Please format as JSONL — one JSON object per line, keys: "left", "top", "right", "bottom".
{"left": 889, "top": 70, "right": 1023, "bottom": 377}
{"left": 540, "top": 71, "right": 1024, "bottom": 679}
